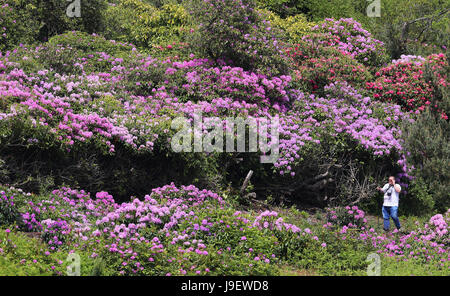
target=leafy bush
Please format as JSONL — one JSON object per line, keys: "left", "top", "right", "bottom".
{"left": 288, "top": 41, "right": 373, "bottom": 94}
{"left": 0, "top": 1, "right": 40, "bottom": 52}
{"left": 0, "top": 229, "right": 67, "bottom": 276}
{"left": 47, "top": 31, "right": 135, "bottom": 56}
{"left": 187, "top": 0, "right": 289, "bottom": 76}
{"left": 402, "top": 177, "right": 435, "bottom": 216}
{"left": 307, "top": 18, "right": 388, "bottom": 68}
{"left": 367, "top": 53, "right": 448, "bottom": 119}
{"left": 0, "top": 0, "right": 107, "bottom": 51}
{"left": 369, "top": 0, "right": 449, "bottom": 59}
{"left": 265, "top": 11, "right": 316, "bottom": 45}
{"left": 39, "top": 0, "right": 107, "bottom": 37}
{"left": 401, "top": 109, "right": 450, "bottom": 212}
{"left": 256, "top": 0, "right": 309, "bottom": 18}
{"left": 103, "top": 0, "right": 189, "bottom": 52}
{"left": 325, "top": 206, "right": 367, "bottom": 228}
{"left": 0, "top": 194, "right": 20, "bottom": 226}
{"left": 381, "top": 256, "right": 449, "bottom": 276}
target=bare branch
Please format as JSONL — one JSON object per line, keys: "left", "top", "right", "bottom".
{"left": 240, "top": 170, "right": 253, "bottom": 195}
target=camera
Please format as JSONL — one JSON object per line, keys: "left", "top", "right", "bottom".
{"left": 386, "top": 185, "right": 394, "bottom": 197}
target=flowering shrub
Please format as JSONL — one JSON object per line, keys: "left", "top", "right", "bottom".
{"left": 0, "top": 0, "right": 449, "bottom": 277}
{"left": 2, "top": 183, "right": 448, "bottom": 276}
{"left": 287, "top": 42, "right": 372, "bottom": 94}
{"left": 0, "top": 2, "right": 40, "bottom": 52}
{"left": 274, "top": 82, "right": 410, "bottom": 177}
{"left": 188, "top": 0, "right": 289, "bottom": 75}
{"left": 420, "top": 212, "right": 449, "bottom": 245}
{"left": 40, "top": 219, "right": 71, "bottom": 250}
{"left": 0, "top": 29, "right": 416, "bottom": 207}
{"left": 325, "top": 206, "right": 367, "bottom": 228}
{"left": 367, "top": 53, "right": 448, "bottom": 119}
{"left": 0, "top": 193, "right": 20, "bottom": 226}
{"left": 307, "top": 18, "right": 388, "bottom": 68}
{"left": 164, "top": 64, "right": 294, "bottom": 109}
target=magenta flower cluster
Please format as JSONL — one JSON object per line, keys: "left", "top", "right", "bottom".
{"left": 307, "top": 18, "right": 387, "bottom": 67}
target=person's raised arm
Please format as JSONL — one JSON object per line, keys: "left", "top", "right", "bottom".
{"left": 377, "top": 184, "right": 388, "bottom": 192}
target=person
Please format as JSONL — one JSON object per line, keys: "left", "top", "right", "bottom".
{"left": 377, "top": 176, "right": 401, "bottom": 232}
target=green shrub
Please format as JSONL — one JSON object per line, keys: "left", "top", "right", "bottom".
{"left": 0, "top": 228, "right": 66, "bottom": 275}
{"left": 370, "top": 0, "right": 449, "bottom": 59}
{"left": 256, "top": 0, "right": 309, "bottom": 18}
{"left": 401, "top": 109, "right": 450, "bottom": 212}
{"left": 47, "top": 31, "right": 135, "bottom": 56}
{"left": 36, "top": 0, "right": 107, "bottom": 40}
{"left": 187, "top": 0, "right": 289, "bottom": 76}
{"left": 264, "top": 10, "right": 316, "bottom": 45}
{"left": 294, "top": 233, "right": 373, "bottom": 276}
{"left": 0, "top": 1, "right": 40, "bottom": 52}
{"left": 0, "top": 195, "right": 21, "bottom": 227}
{"left": 103, "top": 0, "right": 189, "bottom": 51}
{"left": 0, "top": 0, "right": 107, "bottom": 52}
{"left": 402, "top": 177, "right": 435, "bottom": 216}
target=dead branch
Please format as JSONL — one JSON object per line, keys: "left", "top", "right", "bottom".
{"left": 240, "top": 170, "right": 253, "bottom": 195}
{"left": 401, "top": 9, "right": 450, "bottom": 42}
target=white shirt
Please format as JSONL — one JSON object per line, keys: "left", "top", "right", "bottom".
{"left": 382, "top": 183, "right": 401, "bottom": 207}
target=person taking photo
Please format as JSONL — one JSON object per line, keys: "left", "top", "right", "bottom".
{"left": 377, "top": 176, "right": 402, "bottom": 232}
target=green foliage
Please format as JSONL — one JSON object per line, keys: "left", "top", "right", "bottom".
{"left": 103, "top": 0, "right": 189, "bottom": 52}
{"left": 293, "top": 232, "right": 372, "bottom": 275}
{"left": 0, "top": 229, "right": 66, "bottom": 276}
{"left": 0, "top": 1, "right": 40, "bottom": 52}
{"left": 264, "top": 10, "right": 316, "bottom": 45}
{"left": 257, "top": 0, "right": 449, "bottom": 60}
{"left": 256, "top": 0, "right": 309, "bottom": 18}
{"left": 0, "top": 0, "right": 107, "bottom": 52}
{"left": 366, "top": 0, "right": 449, "bottom": 58}
{"left": 37, "top": 0, "right": 107, "bottom": 37}
{"left": 47, "top": 31, "right": 135, "bottom": 56}
{"left": 304, "top": 0, "right": 367, "bottom": 22}
{"left": 401, "top": 110, "right": 450, "bottom": 212}
{"left": 187, "top": 0, "right": 290, "bottom": 76}
{"left": 381, "top": 255, "right": 449, "bottom": 276}
{"left": 0, "top": 196, "right": 21, "bottom": 226}
{"left": 402, "top": 178, "right": 435, "bottom": 216}
{"left": 4, "top": 31, "right": 136, "bottom": 76}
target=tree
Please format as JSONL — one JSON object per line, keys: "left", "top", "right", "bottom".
{"left": 401, "top": 109, "right": 450, "bottom": 212}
